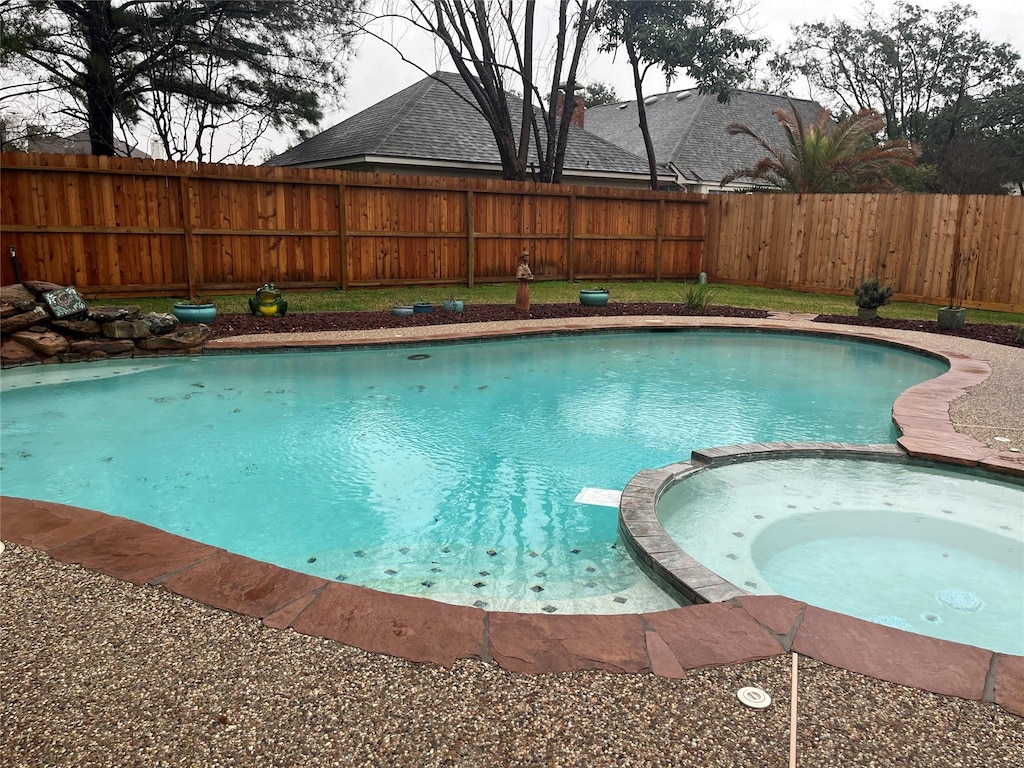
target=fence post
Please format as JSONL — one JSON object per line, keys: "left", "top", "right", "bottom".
{"left": 654, "top": 198, "right": 665, "bottom": 281}
{"left": 466, "top": 189, "right": 475, "bottom": 288}
{"left": 567, "top": 191, "right": 576, "bottom": 281}
{"left": 338, "top": 178, "right": 349, "bottom": 291}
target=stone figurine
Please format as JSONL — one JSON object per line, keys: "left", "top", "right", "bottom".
{"left": 515, "top": 251, "right": 533, "bottom": 311}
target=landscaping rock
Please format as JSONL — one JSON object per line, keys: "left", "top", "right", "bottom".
{"left": 0, "top": 306, "right": 49, "bottom": 334}
{"left": 0, "top": 284, "right": 39, "bottom": 311}
{"left": 88, "top": 306, "right": 140, "bottom": 323}
{"left": 141, "top": 312, "right": 179, "bottom": 335}
{"left": 102, "top": 319, "right": 152, "bottom": 340}
{"left": 11, "top": 328, "right": 71, "bottom": 357}
{"left": 69, "top": 339, "right": 136, "bottom": 356}
{"left": 0, "top": 284, "right": 209, "bottom": 368}
{"left": 52, "top": 319, "right": 102, "bottom": 337}
{"left": 136, "top": 325, "right": 210, "bottom": 350}
{"left": 1, "top": 338, "right": 39, "bottom": 365}
{"left": 22, "top": 280, "right": 66, "bottom": 294}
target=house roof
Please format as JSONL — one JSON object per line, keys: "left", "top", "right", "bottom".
{"left": 28, "top": 130, "right": 149, "bottom": 158}
{"left": 265, "top": 71, "right": 655, "bottom": 180}
{"left": 584, "top": 89, "right": 826, "bottom": 185}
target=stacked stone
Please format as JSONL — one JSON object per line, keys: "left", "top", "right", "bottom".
{"left": 0, "top": 281, "right": 211, "bottom": 368}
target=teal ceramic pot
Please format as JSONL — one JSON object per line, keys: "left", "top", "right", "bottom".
{"left": 413, "top": 302, "right": 433, "bottom": 314}
{"left": 172, "top": 303, "right": 217, "bottom": 323}
{"left": 443, "top": 299, "right": 464, "bottom": 313}
{"left": 392, "top": 306, "right": 414, "bottom": 317}
{"left": 579, "top": 289, "right": 609, "bottom": 307}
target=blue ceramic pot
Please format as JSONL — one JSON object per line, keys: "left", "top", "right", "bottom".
{"left": 579, "top": 289, "right": 609, "bottom": 307}
{"left": 442, "top": 299, "right": 464, "bottom": 313}
{"left": 413, "top": 302, "right": 433, "bottom": 314}
{"left": 172, "top": 303, "right": 217, "bottom": 323}
{"left": 392, "top": 306, "right": 414, "bottom": 317}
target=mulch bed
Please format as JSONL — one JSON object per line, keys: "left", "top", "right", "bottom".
{"left": 207, "top": 303, "right": 1023, "bottom": 349}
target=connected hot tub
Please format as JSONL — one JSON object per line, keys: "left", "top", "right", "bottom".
{"left": 619, "top": 444, "right": 1024, "bottom": 655}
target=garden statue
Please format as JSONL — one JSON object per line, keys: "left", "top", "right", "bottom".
{"left": 515, "top": 251, "right": 533, "bottom": 311}
{"left": 249, "top": 283, "right": 288, "bottom": 316}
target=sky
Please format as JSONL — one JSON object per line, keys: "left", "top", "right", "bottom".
{"left": 288, "top": 0, "right": 1024, "bottom": 154}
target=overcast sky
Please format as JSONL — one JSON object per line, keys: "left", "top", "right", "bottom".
{"left": 262, "top": 0, "right": 1024, "bottom": 155}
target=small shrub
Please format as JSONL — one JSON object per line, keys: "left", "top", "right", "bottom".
{"left": 682, "top": 282, "right": 717, "bottom": 313}
{"left": 853, "top": 277, "right": 893, "bottom": 309}
{"left": 1014, "top": 324, "right": 1024, "bottom": 344}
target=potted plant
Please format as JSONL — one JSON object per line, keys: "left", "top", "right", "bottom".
{"left": 579, "top": 287, "right": 610, "bottom": 306}
{"left": 172, "top": 295, "right": 217, "bottom": 323}
{"left": 938, "top": 248, "right": 978, "bottom": 330}
{"left": 853, "top": 277, "right": 892, "bottom": 320}
{"left": 442, "top": 292, "right": 464, "bottom": 313}
{"left": 392, "top": 297, "right": 414, "bottom": 317}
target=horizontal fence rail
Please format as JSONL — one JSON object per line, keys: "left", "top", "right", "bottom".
{"left": 1, "top": 152, "right": 1021, "bottom": 311}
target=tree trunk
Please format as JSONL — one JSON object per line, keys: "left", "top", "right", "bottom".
{"left": 81, "top": 1, "right": 118, "bottom": 156}
{"left": 625, "top": 36, "right": 659, "bottom": 190}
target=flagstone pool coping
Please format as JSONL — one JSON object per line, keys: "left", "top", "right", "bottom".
{"left": 4, "top": 317, "right": 1022, "bottom": 717}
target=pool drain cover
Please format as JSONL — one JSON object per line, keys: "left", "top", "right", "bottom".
{"left": 737, "top": 687, "right": 771, "bottom": 709}
{"left": 407, "top": 354, "right": 431, "bottom": 360}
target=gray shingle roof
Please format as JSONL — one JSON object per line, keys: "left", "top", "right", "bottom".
{"left": 266, "top": 71, "right": 652, "bottom": 178}
{"left": 584, "top": 89, "right": 826, "bottom": 184}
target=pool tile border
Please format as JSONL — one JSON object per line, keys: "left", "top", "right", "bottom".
{"left": 4, "top": 318, "right": 1023, "bottom": 717}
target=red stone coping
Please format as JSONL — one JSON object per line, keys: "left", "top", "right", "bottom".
{"left": 4, "top": 319, "right": 1022, "bottom": 716}
{"left": 3, "top": 495, "right": 1021, "bottom": 716}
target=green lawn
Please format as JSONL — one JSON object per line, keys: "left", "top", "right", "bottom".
{"left": 97, "top": 281, "right": 1024, "bottom": 326}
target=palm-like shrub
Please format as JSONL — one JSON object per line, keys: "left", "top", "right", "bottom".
{"left": 722, "top": 99, "right": 918, "bottom": 193}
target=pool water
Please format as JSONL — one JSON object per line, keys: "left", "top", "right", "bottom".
{"left": 0, "top": 331, "right": 946, "bottom": 613}
{"left": 657, "top": 457, "right": 1024, "bottom": 653}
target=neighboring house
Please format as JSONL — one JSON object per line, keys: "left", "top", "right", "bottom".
{"left": 585, "top": 89, "right": 827, "bottom": 193}
{"left": 266, "top": 71, "right": 669, "bottom": 189}
{"left": 28, "top": 130, "right": 150, "bottom": 158}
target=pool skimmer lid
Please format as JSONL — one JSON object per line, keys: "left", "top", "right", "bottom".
{"left": 737, "top": 687, "right": 772, "bottom": 708}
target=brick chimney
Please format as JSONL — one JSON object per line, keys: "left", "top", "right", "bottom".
{"left": 554, "top": 86, "right": 586, "bottom": 129}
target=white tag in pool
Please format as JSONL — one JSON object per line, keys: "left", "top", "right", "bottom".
{"left": 574, "top": 488, "right": 622, "bottom": 507}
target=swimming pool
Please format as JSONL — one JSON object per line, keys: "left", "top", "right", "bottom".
{"left": 654, "top": 454, "right": 1024, "bottom": 654}
{"left": 0, "top": 330, "right": 947, "bottom": 613}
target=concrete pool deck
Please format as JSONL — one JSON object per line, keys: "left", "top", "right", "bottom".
{"left": 3, "top": 316, "right": 1023, "bottom": 725}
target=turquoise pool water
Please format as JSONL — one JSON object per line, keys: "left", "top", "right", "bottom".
{"left": 0, "top": 331, "right": 946, "bottom": 613}
{"left": 657, "top": 458, "right": 1024, "bottom": 653}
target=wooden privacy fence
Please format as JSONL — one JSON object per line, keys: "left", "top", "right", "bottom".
{"left": 706, "top": 193, "right": 1024, "bottom": 312}
{"left": 1, "top": 152, "right": 1022, "bottom": 311}
{"left": 0, "top": 152, "right": 707, "bottom": 296}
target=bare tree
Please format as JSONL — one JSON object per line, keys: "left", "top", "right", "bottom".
{"left": 366, "top": 0, "right": 600, "bottom": 183}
